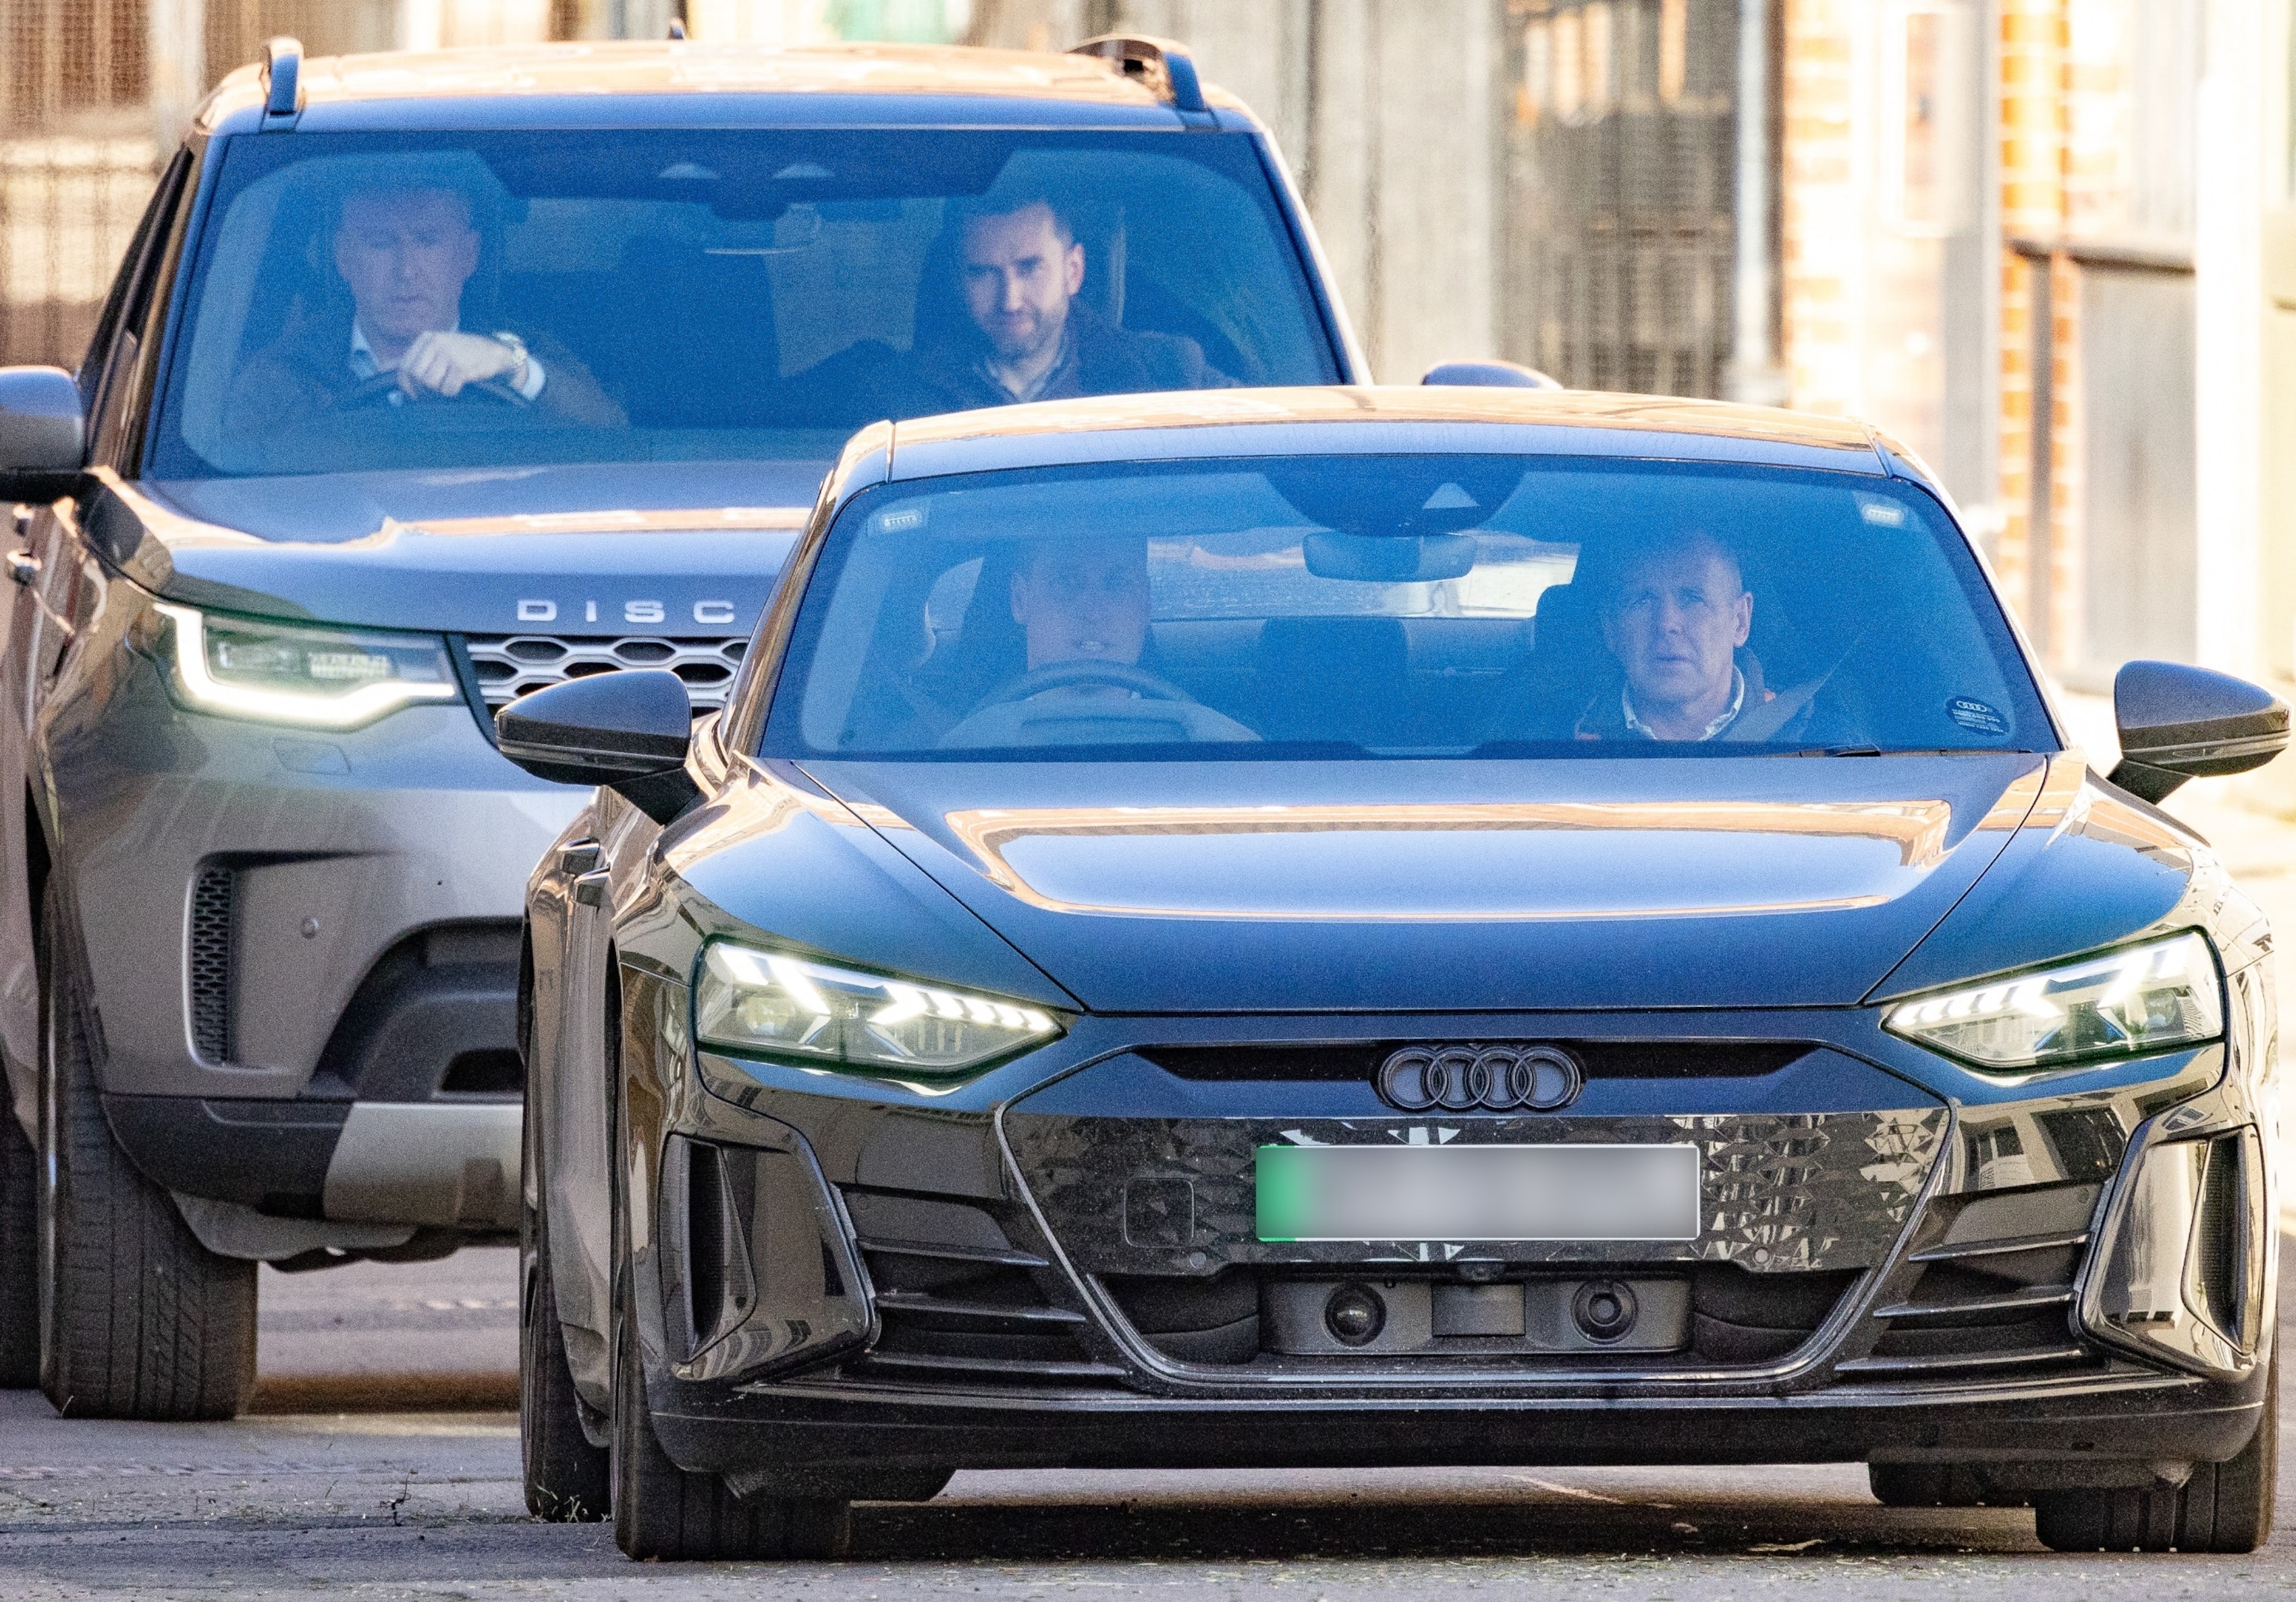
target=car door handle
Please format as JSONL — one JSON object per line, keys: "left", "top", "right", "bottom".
{"left": 557, "top": 839, "right": 602, "bottom": 875}
{"left": 572, "top": 869, "right": 610, "bottom": 908}
{"left": 6, "top": 551, "right": 37, "bottom": 586}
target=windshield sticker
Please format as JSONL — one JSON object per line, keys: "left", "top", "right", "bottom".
{"left": 1856, "top": 495, "right": 1908, "bottom": 527}
{"left": 1946, "top": 697, "right": 2008, "bottom": 736}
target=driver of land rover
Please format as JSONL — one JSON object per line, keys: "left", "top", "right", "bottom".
{"left": 226, "top": 182, "right": 623, "bottom": 434}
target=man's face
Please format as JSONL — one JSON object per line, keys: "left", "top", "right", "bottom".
{"left": 1602, "top": 539, "right": 1752, "bottom": 716}
{"left": 333, "top": 189, "right": 480, "bottom": 346}
{"left": 960, "top": 204, "right": 1084, "bottom": 362}
{"left": 1010, "top": 540, "right": 1149, "bottom": 672}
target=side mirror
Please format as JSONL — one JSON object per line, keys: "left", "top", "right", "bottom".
{"left": 495, "top": 669, "right": 701, "bottom": 825}
{"left": 1421, "top": 360, "right": 1564, "bottom": 391}
{"left": 2106, "top": 660, "right": 2289, "bottom": 804}
{"left": 0, "top": 366, "right": 85, "bottom": 502}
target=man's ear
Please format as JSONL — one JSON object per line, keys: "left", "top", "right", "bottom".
{"left": 1062, "top": 240, "right": 1084, "bottom": 297}
{"left": 1731, "top": 590, "right": 1752, "bottom": 648}
{"left": 1010, "top": 570, "right": 1032, "bottom": 626}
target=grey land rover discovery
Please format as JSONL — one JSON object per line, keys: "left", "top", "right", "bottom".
{"left": 0, "top": 31, "right": 1365, "bottom": 1418}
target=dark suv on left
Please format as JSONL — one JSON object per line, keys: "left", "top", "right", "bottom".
{"left": 0, "top": 31, "right": 1364, "bottom": 1419}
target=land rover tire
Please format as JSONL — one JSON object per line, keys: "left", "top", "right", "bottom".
{"left": 0, "top": 1106, "right": 35, "bottom": 1385}
{"left": 37, "top": 881, "right": 256, "bottom": 1419}
{"left": 521, "top": 1105, "right": 609, "bottom": 1518}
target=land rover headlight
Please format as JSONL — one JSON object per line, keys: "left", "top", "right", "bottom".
{"left": 695, "top": 942, "right": 1062, "bottom": 1076}
{"left": 1883, "top": 930, "right": 2222, "bottom": 1073}
{"left": 154, "top": 603, "right": 459, "bottom": 730}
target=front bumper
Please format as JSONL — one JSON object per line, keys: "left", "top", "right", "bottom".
{"left": 615, "top": 979, "right": 2277, "bottom": 1485}
{"left": 49, "top": 647, "right": 582, "bottom": 1236}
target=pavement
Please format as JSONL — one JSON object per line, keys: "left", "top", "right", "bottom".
{"left": 6, "top": 718, "right": 2296, "bottom": 1596}
{"left": 0, "top": 1245, "right": 2285, "bottom": 1597}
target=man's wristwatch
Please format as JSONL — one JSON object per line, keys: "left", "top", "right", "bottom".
{"left": 491, "top": 331, "right": 530, "bottom": 389}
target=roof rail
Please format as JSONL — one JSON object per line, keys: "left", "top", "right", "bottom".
{"left": 259, "top": 37, "right": 304, "bottom": 131}
{"left": 1070, "top": 34, "right": 1209, "bottom": 117}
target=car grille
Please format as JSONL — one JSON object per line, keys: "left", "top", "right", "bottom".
{"left": 839, "top": 1188, "right": 1123, "bottom": 1390}
{"left": 459, "top": 634, "right": 746, "bottom": 712}
{"left": 1836, "top": 1180, "right": 2102, "bottom": 1381}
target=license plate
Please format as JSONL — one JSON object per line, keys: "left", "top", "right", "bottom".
{"left": 1255, "top": 1142, "right": 1701, "bottom": 1243}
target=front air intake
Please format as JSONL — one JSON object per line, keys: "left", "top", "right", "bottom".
{"left": 188, "top": 863, "right": 235, "bottom": 1063}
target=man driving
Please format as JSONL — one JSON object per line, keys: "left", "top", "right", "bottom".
{"left": 1576, "top": 529, "right": 1789, "bottom": 742}
{"left": 226, "top": 182, "right": 623, "bottom": 436}
{"left": 939, "top": 537, "right": 1253, "bottom": 746}
{"left": 900, "top": 195, "right": 1235, "bottom": 413}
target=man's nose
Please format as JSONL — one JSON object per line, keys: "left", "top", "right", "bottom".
{"left": 1002, "top": 271, "right": 1028, "bottom": 311}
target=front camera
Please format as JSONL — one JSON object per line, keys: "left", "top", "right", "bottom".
{"left": 1324, "top": 1282, "right": 1386, "bottom": 1346}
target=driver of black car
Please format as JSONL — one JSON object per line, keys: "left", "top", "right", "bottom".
{"left": 938, "top": 536, "right": 1256, "bottom": 747}
{"left": 224, "top": 182, "right": 624, "bottom": 436}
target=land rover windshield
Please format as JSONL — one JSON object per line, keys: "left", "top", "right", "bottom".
{"left": 149, "top": 130, "right": 1339, "bottom": 482}
{"left": 765, "top": 455, "right": 2055, "bottom": 760}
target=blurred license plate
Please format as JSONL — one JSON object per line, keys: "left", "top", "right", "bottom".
{"left": 1254, "top": 1143, "right": 1700, "bottom": 1242}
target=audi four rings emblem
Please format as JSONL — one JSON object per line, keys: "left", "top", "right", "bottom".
{"left": 1377, "top": 1044, "right": 1584, "bottom": 1112}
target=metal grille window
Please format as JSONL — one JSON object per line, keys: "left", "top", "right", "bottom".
{"left": 1502, "top": 0, "right": 1746, "bottom": 397}
{"left": 188, "top": 860, "right": 232, "bottom": 1063}
{"left": 462, "top": 634, "right": 747, "bottom": 713}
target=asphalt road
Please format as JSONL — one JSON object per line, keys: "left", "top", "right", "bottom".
{"left": 0, "top": 1245, "right": 2289, "bottom": 1598}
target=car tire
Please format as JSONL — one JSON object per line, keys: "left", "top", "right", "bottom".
{"left": 522, "top": 1191, "right": 610, "bottom": 1520}
{"left": 609, "top": 1264, "right": 851, "bottom": 1561}
{"left": 1868, "top": 1462, "right": 2002, "bottom": 1507}
{"left": 0, "top": 1107, "right": 37, "bottom": 1387}
{"left": 36, "top": 882, "right": 255, "bottom": 1420}
{"left": 2032, "top": 1358, "right": 2277, "bottom": 1553}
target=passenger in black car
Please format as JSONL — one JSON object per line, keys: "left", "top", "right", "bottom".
{"left": 1574, "top": 529, "right": 1809, "bottom": 743}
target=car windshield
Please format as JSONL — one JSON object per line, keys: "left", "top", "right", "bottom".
{"left": 149, "top": 130, "right": 1336, "bottom": 482}
{"left": 764, "top": 455, "right": 2055, "bottom": 761}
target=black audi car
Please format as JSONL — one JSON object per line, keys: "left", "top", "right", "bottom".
{"left": 507, "top": 386, "right": 2286, "bottom": 1560}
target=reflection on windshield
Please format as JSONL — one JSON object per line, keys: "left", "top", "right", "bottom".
{"left": 155, "top": 132, "right": 1333, "bottom": 481}
{"left": 768, "top": 457, "right": 2053, "bottom": 762}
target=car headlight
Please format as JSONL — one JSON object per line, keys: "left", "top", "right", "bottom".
{"left": 1883, "top": 930, "right": 2222, "bottom": 1073}
{"left": 694, "top": 942, "right": 1063, "bottom": 1076}
{"left": 155, "top": 603, "right": 459, "bottom": 730}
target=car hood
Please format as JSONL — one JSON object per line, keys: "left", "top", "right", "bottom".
{"left": 797, "top": 752, "right": 2060, "bottom": 1013}
{"left": 104, "top": 461, "right": 828, "bottom": 635}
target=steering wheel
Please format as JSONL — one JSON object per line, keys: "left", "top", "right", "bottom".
{"left": 337, "top": 371, "right": 533, "bottom": 410}
{"left": 973, "top": 659, "right": 1197, "bottom": 708}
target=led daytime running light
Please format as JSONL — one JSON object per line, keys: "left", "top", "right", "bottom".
{"left": 158, "top": 604, "right": 458, "bottom": 730}
{"left": 1883, "top": 930, "right": 2221, "bottom": 1073}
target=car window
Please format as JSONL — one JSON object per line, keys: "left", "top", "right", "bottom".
{"left": 764, "top": 455, "right": 2054, "bottom": 760}
{"left": 147, "top": 130, "right": 1337, "bottom": 484}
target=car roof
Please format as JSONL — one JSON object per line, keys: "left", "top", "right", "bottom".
{"left": 881, "top": 387, "right": 1915, "bottom": 484}
{"left": 199, "top": 40, "right": 1256, "bottom": 135}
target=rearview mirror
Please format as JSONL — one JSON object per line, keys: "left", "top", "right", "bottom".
{"left": 1303, "top": 532, "right": 1478, "bottom": 582}
{"left": 495, "top": 669, "right": 701, "bottom": 825}
{"left": 0, "top": 366, "right": 84, "bottom": 502}
{"left": 2106, "top": 660, "right": 2289, "bottom": 803}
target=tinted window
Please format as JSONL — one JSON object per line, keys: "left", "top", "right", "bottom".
{"left": 764, "top": 455, "right": 2052, "bottom": 760}
{"left": 150, "top": 130, "right": 1336, "bottom": 481}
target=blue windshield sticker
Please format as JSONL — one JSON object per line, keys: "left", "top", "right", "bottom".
{"left": 1947, "top": 697, "right": 2009, "bottom": 736}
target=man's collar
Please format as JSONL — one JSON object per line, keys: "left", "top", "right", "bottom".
{"left": 1622, "top": 665, "right": 1746, "bottom": 741}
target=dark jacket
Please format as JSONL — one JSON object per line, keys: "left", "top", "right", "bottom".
{"left": 793, "top": 304, "right": 1236, "bottom": 425}
{"left": 223, "top": 305, "right": 625, "bottom": 440}
{"left": 1573, "top": 652, "right": 1815, "bottom": 744}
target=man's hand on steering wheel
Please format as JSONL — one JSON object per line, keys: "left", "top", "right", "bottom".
{"left": 394, "top": 330, "right": 529, "bottom": 400}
